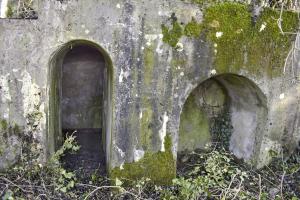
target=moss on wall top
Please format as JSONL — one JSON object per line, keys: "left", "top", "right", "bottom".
{"left": 162, "top": 2, "right": 299, "bottom": 77}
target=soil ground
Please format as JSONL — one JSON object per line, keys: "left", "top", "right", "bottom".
{"left": 62, "top": 129, "right": 107, "bottom": 178}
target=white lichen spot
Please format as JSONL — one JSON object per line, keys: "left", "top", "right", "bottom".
{"left": 210, "top": 69, "right": 217, "bottom": 75}
{"left": 259, "top": 22, "right": 267, "bottom": 32}
{"left": 158, "top": 34, "right": 163, "bottom": 39}
{"left": 264, "top": 147, "right": 269, "bottom": 151}
{"left": 279, "top": 93, "right": 285, "bottom": 100}
{"left": 141, "top": 46, "right": 145, "bottom": 50}
{"left": 0, "top": 73, "right": 11, "bottom": 102}
{"left": 139, "top": 111, "right": 143, "bottom": 119}
{"left": 85, "top": 29, "right": 90, "bottom": 34}
{"left": 120, "top": 162, "right": 124, "bottom": 170}
{"left": 214, "top": 49, "right": 217, "bottom": 54}
{"left": 114, "top": 145, "right": 125, "bottom": 158}
{"left": 214, "top": 43, "right": 218, "bottom": 48}
{"left": 180, "top": 72, "right": 184, "bottom": 76}
{"left": 176, "top": 42, "right": 184, "bottom": 52}
{"left": 159, "top": 112, "right": 169, "bottom": 152}
{"left": 158, "top": 10, "right": 171, "bottom": 17}
{"left": 119, "top": 69, "right": 124, "bottom": 83}
{"left": 145, "top": 34, "right": 159, "bottom": 47}
{"left": 0, "top": 0, "right": 8, "bottom": 18}
{"left": 21, "top": 71, "right": 41, "bottom": 117}
{"left": 119, "top": 69, "right": 130, "bottom": 83}
{"left": 81, "top": 24, "right": 85, "bottom": 28}
{"left": 156, "top": 39, "right": 163, "bottom": 54}
{"left": 216, "top": 32, "right": 223, "bottom": 38}
{"left": 21, "top": 71, "right": 45, "bottom": 141}
{"left": 133, "top": 148, "right": 145, "bottom": 162}
{"left": 236, "top": 29, "right": 243, "bottom": 34}
{"left": 116, "top": 3, "right": 121, "bottom": 8}
{"left": 0, "top": 73, "right": 11, "bottom": 119}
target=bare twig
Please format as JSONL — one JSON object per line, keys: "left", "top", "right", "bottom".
{"left": 280, "top": 171, "right": 286, "bottom": 199}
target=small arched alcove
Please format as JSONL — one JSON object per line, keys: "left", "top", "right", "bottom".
{"left": 178, "top": 74, "right": 268, "bottom": 163}
{"left": 48, "top": 40, "right": 113, "bottom": 175}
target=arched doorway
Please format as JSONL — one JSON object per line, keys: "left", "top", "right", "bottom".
{"left": 178, "top": 74, "right": 267, "bottom": 163}
{"left": 48, "top": 40, "right": 113, "bottom": 175}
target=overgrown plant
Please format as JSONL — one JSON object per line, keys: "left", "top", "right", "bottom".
{"left": 5, "top": 0, "right": 37, "bottom": 19}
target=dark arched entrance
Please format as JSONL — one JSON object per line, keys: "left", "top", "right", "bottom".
{"left": 48, "top": 40, "right": 113, "bottom": 175}
{"left": 178, "top": 74, "right": 268, "bottom": 163}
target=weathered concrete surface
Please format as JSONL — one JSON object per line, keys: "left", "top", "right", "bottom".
{"left": 0, "top": 0, "right": 299, "bottom": 183}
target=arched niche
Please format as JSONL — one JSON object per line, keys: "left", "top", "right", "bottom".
{"left": 47, "top": 40, "right": 113, "bottom": 175}
{"left": 178, "top": 74, "right": 268, "bottom": 163}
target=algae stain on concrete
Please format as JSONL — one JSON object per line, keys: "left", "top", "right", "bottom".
{"left": 143, "top": 45, "right": 155, "bottom": 86}
{"left": 178, "top": 94, "right": 210, "bottom": 152}
{"left": 140, "top": 100, "right": 153, "bottom": 150}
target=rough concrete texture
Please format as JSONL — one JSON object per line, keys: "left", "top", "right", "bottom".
{"left": 0, "top": 0, "right": 299, "bottom": 183}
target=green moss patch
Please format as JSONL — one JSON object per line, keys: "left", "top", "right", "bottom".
{"left": 110, "top": 135, "right": 176, "bottom": 185}
{"left": 162, "top": 21, "right": 183, "bottom": 47}
{"left": 184, "top": 18, "right": 202, "bottom": 37}
{"left": 161, "top": 2, "right": 298, "bottom": 77}
{"left": 203, "top": 3, "right": 251, "bottom": 73}
{"left": 204, "top": 3, "right": 298, "bottom": 77}
{"left": 0, "top": 119, "right": 8, "bottom": 131}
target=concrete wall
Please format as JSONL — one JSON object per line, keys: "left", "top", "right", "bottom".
{"left": 0, "top": 0, "right": 299, "bottom": 183}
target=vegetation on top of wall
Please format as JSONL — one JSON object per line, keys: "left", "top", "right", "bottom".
{"left": 191, "top": 0, "right": 299, "bottom": 10}
{"left": 161, "top": 2, "right": 299, "bottom": 77}
{"left": 5, "top": 0, "right": 37, "bottom": 19}
{"left": 204, "top": 3, "right": 298, "bottom": 76}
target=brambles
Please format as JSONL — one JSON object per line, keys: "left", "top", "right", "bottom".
{"left": 0, "top": 135, "right": 299, "bottom": 199}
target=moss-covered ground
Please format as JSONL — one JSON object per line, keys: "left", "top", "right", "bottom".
{"left": 110, "top": 135, "right": 176, "bottom": 185}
